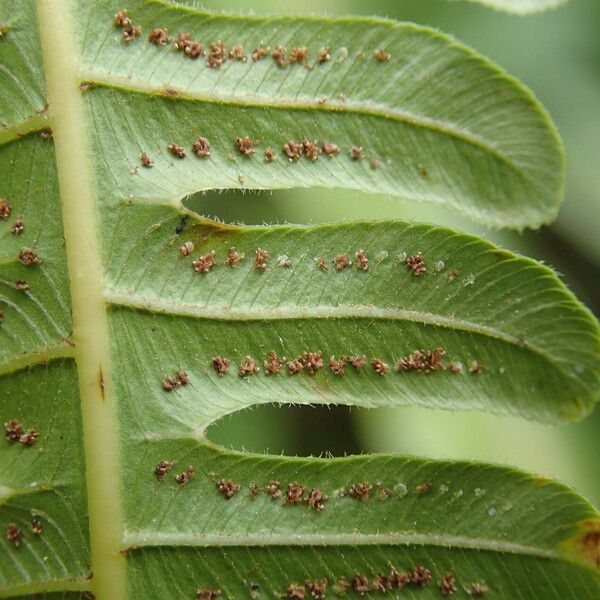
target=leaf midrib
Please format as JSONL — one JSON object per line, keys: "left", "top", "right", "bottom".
{"left": 36, "top": 1, "right": 126, "bottom": 598}
{"left": 122, "top": 530, "right": 565, "bottom": 562}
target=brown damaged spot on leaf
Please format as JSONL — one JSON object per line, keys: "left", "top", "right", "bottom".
{"left": 98, "top": 367, "right": 105, "bottom": 400}
{"left": 565, "top": 519, "right": 600, "bottom": 570}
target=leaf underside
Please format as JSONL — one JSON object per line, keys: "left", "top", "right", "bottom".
{"left": 0, "top": 1, "right": 598, "bottom": 599}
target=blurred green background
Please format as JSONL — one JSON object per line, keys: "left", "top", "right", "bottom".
{"left": 188, "top": 0, "right": 600, "bottom": 506}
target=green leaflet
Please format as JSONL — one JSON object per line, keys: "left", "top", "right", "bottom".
{"left": 0, "top": 0, "right": 599, "bottom": 599}
{"left": 76, "top": 0, "right": 566, "bottom": 230}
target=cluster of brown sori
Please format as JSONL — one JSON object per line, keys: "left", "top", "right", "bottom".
{"left": 3, "top": 419, "right": 39, "bottom": 447}
{"left": 115, "top": 12, "right": 393, "bottom": 69}
{"left": 281, "top": 568, "right": 488, "bottom": 598}
{"left": 208, "top": 348, "right": 480, "bottom": 379}
{"left": 196, "top": 568, "right": 488, "bottom": 599}
{"left": 4, "top": 519, "right": 44, "bottom": 549}
{"left": 143, "top": 136, "right": 382, "bottom": 169}
{"left": 153, "top": 472, "right": 436, "bottom": 511}
{"left": 184, "top": 248, "right": 411, "bottom": 273}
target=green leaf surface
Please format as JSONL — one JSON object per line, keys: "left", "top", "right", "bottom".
{"left": 0, "top": 1, "right": 598, "bottom": 599}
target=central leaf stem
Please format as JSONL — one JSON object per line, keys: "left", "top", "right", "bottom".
{"left": 36, "top": 1, "right": 126, "bottom": 598}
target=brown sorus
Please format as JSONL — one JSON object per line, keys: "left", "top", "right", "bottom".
{"left": 448, "top": 268, "right": 460, "bottom": 281}
{"left": 409, "top": 565, "right": 432, "bottom": 586}
{"left": 287, "top": 358, "right": 304, "bottom": 375}
{"left": 168, "top": 143, "right": 186, "bottom": 158}
{"left": 140, "top": 152, "right": 154, "bottom": 168}
{"left": 193, "top": 251, "right": 216, "bottom": 273}
{"left": 283, "top": 140, "right": 303, "bottom": 160}
{"left": 390, "top": 570, "right": 409, "bottom": 589}
{"left": 248, "top": 483, "right": 260, "bottom": 499}
{"left": 370, "top": 158, "right": 381, "bottom": 170}
{"left": 286, "top": 584, "right": 306, "bottom": 599}
{"left": 405, "top": 252, "right": 426, "bottom": 275}
{"left": 212, "top": 356, "right": 230, "bottom": 375}
{"left": 175, "top": 466, "right": 195, "bottom": 485}
{"left": 271, "top": 45, "right": 288, "bottom": 67}
{"left": 301, "top": 351, "right": 323, "bottom": 374}
{"left": 332, "top": 253, "right": 351, "bottom": 271}
{"left": 192, "top": 137, "right": 211, "bottom": 158}
{"left": 19, "top": 428, "right": 39, "bottom": 447}
{"left": 373, "top": 574, "right": 392, "bottom": 593}
{"left": 284, "top": 482, "right": 306, "bottom": 504}
{"left": 316, "top": 257, "right": 328, "bottom": 272}
{"left": 317, "top": 47, "right": 331, "bottom": 63}
{"left": 306, "top": 489, "right": 328, "bottom": 511}
{"left": 306, "top": 578, "right": 327, "bottom": 599}
{"left": 265, "top": 351, "right": 284, "bottom": 375}
{"left": 30, "top": 518, "right": 43, "bottom": 535}
{"left": 239, "top": 355, "right": 259, "bottom": 377}
{"left": 374, "top": 49, "right": 391, "bottom": 61}
{"left": 216, "top": 479, "right": 240, "bottom": 499}
{"left": 40, "top": 128, "right": 53, "bottom": 139}
{"left": 264, "top": 147, "right": 276, "bottom": 162}
{"left": 14, "top": 280, "right": 29, "bottom": 291}
{"left": 113, "top": 9, "right": 131, "bottom": 27}
{"left": 122, "top": 25, "right": 142, "bottom": 43}
{"left": 148, "top": 28, "right": 170, "bottom": 46}
{"left": 4, "top": 419, "right": 23, "bottom": 441}
{"left": 176, "top": 371, "right": 190, "bottom": 386}
{"left": 470, "top": 360, "right": 483, "bottom": 374}
{"left": 235, "top": 136, "right": 257, "bottom": 156}
{"left": 440, "top": 572, "right": 457, "bottom": 596}
{"left": 196, "top": 589, "right": 221, "bottom": 600}
{"left": 302, "top": 139, "right": 321, "bottom": 161}
{"left": 355, "top": 250, "right": 368, "bottom": 270}
{"left": 184, "top": 40, "right": 204, "bottom": 59}
{"left": 6, "top": 524, "right": 23, "bottom": 547}
{"left": 254, "top": 248, "right": 269, "bottom": 271}
{"left": 350, "top": 145, "right": 364, "bottom": 160}
{"left": 322, "top": 142, "right": 339, "bottom": 158}
{"left": 207, "top": 41, "right": 226, "bottom": 68}
{"left": 174, "top": 34, "right": 204, "bottom": 58}
{"left": 352, "top": 574, "right": 370, "bottom": 596}
{"left": 229, "top": 44, "right": 246, "bottom": 61}
{"left": 397, "top": 348, "right": 446, "bottom": 373}
{"left": 18, "top": 248, "right": 40, "bottom": 265}
{"left": 162, "top": 375, "right": 178, "bottom": 391}
{"left": 349, "top": 355, "right": 367, "bottom": 371}
{"left": 371, "top": 358, "right": 389, "bottom": 375}
{"left": 349, "top": 482, "right": 372, "bottom": 501}
{"left": 0, "top": 198, "right": 11, "bottom": 219}
{"left": 416, "top": 482, "right": 431, "bottom": 495}
{"left": 154, "top": 460, "right": 175, "bottom": 481}
{"left": 225, "top": 247, "right": 244, "bottom": 266}
{"left": 376, "top": 484, "right": 391, "bottom": 500}
{"left": 173, "top": 32, "right": 191, "bottom": 50}
{"left": 265, "top": 480, "right": 281, "bottom": 499}
{"left": 289, "top": 47, "right": 308, "bottom": 64}
{"left": 329, "top": 357, "right": 345, "bottom": 376}
{"left": 469, "top": 582, "right": 489, "bottom": 596}
{"left": 179, "top": 241, "right": 194, "bottom": 256}
{"left": 251, "top": 43, "right": 270, "bottom": 61}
